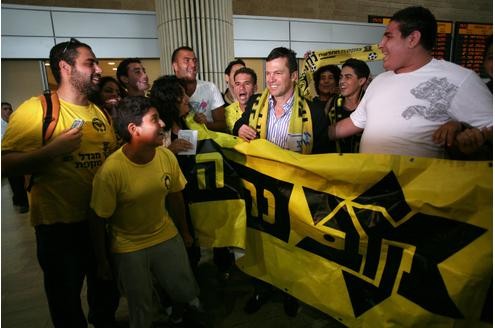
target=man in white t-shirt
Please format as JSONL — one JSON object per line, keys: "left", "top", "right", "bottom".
{"left": 172, "top": 46, "right": 226, "bottom": 132}
{"left": 330, "top": 6, "right": 492, "bottom": 158}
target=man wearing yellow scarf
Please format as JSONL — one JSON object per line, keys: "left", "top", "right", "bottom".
{"left": 232, "top": 47, "right": 330, "bottom": 316}
{"left": 233, "top": 47, "right": 329, "bottom": 154}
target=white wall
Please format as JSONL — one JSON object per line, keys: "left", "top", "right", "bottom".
{"left": 1, "top": 5, "right": 159, "bottom": 58}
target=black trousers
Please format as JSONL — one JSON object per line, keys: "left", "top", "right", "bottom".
{"left": 35, "top": 221, "right": 119, "bottom": 328}
{"left": 7, "top": 175, "right": 28, "bottom": 207}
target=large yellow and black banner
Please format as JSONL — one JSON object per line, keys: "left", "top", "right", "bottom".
{"left": 183, "top": 130, "right": 492, "bottom": 326}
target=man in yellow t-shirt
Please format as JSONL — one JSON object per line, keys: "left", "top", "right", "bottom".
{"left": 90, "top": 96, "right": 201, "bottom": 328}
{"left": 2, "top": 38, "right": 118, "bottom": 327}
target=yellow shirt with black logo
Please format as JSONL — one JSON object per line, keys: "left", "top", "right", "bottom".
{"left": 90, "top": 147, "right": 186, "bottom": 253}
{"left": 2, "top": 97, "right": 117, "bottom": 226}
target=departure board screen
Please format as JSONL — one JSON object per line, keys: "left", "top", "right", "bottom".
{"left": 453, "top": 22, "right": 492, "bottom": 76}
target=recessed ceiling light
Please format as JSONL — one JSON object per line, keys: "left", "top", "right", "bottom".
{"left": 112, "top": 67, "right": 117, "bottom": 71}
{"left": 108, "top": 62, "right": 115, "bottom": 65}
{"left": 45, "top": 63, "right": 50, "bottom": 66}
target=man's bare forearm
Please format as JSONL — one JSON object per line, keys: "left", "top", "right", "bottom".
{"left": 328, "top": 117, "right": 363, "bottom": 140}
{"left": 208, "top": 106, "right": 227, "bottom": 132}
{"left": 166, "top": 191, "right": 189, "bottom": 235}
{"left": 2, "top": 148, "right": 58, "bottom": 176}
{"left": 2, "top": 128, "right": 82, "bottom": 176}
{"left": 89, "top": 209, "right": 110, "bottom": 265}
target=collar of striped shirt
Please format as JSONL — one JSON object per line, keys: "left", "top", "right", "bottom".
{"left": 268, "top": 91, "right": 295, "bottom": 115}
{"left": 266, "top": 91, "right": 295, "bottom": 149}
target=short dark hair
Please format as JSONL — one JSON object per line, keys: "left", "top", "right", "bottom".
{"left": 224, "top": 59, "right": 246, "bottom": 75}
{"left": 267, "top": 47, "right": 298, "bottom": 74}
{"left": 116, "top": 58, "right": 142, "bottom": 85}
{"left": 313, "top": 65, "right": 341, "bottom": 92}
{"left": 49, "top": 38, "right": 93, "bottom": 84}
{"left": 88, "top": 76, "right": 126, "bottom": 108}
{"left": 342, "top": 58, "right": 370, "bottom": 80}
{"left": 114, "top": 96, "right": 155, "bottom": 143}
{"left": 171, "top": 46, "right": 195, "bottom": 63}
{"left": 1, "top": 102, "right": 12, "bottom": 108}
{"left": 234, "top": 67, "right": 258, "bottom": 86}
{"left": 149, "top": 75, "right": 187, "bottom": 131}
{"left": 391, "top": 6, "right": 437, "bottom": 52}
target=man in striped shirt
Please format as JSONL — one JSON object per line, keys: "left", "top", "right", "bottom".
{"left": 233, "top": 47, "right": 329, "bottom": 154}
{"left": 232, "top": 47, "right": 330, "bottom": 317}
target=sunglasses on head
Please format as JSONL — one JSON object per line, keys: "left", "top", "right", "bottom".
{"left": 61, "top": 38, "right": 82, "bottom": 54}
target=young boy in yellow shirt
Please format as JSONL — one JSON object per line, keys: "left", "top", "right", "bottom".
{"left": 89, "top": 96, "right": 200, "bottom": 327}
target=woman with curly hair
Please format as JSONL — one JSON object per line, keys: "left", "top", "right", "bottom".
{"left": 149, "top": 75, "right": 194, "bottom": 154}
{"left": 313, "top": 64, "right": 341, "bottom": 115}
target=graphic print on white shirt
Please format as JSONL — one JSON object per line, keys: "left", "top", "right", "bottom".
{"left": 402, "top": 77, "right": 458, "bottom": 122}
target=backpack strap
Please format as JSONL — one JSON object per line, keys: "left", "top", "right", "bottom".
{"left": 27, "top": 91, "right": 59, "bottom": 192}
{"left": 99, "top": 107, "right": 112, "bottom": 126}
{"left": 38, "top": 91, "right": 60, "bottom": 145}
